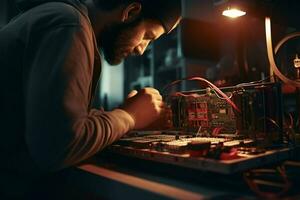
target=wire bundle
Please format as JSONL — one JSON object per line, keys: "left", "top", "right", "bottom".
{"left": 162, "top": 76, "right": 241, "bottom": 113}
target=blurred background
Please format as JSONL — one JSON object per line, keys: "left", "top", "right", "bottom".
{"left": 1, "top": 0, "right": 300, "bottom": 111}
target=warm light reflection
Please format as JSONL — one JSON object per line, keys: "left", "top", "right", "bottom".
{"left": 222, "top": 8, "right": 246, "bottom": 18}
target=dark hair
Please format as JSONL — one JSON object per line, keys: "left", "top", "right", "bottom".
{"left": 93, "top": 0, "right": 182, "bottom": 33}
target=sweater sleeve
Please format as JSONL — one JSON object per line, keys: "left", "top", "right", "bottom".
{"left": 24, "top": 24, "right": 134, "bottom": 171}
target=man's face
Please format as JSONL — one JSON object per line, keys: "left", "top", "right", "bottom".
{"left": 99, "top": 19, "right": 165, "bottom": 65}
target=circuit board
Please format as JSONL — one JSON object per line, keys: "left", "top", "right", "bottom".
{"left": 108, "top": 131, "right": 292, "bottom": 174}
{"left": 168, "top": 91, "right": 236, "bottom": 134}
{"left": 166, "top": 82, "right": 283, "bottom": 147}
{"left": 107, "top": 82, "right": 290, "bottom": 174}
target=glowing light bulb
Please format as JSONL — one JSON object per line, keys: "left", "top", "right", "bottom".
{"left": 222, "top": 8, "right": 246, "bottom": 18}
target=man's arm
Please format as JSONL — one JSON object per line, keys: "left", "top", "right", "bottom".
{"left": 25, "top": 24, "right": 135, "bottom": 171}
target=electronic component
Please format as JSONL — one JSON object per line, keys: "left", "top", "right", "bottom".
{"left": 107, "top": 82, "right": 290, "bottom": 174}
{"left": 109, "top": 131, "right": 291, "bottom": 174}
{"left": 168, "top": 91, "right": 236, "bottom": 134}
{"left": 166, "top": 82, "right": 283, "bottom": 148}
{"left": 115, "top": 133, "right": 253, "bottom": 156}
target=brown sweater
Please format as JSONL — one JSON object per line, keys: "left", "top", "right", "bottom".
{"left": 0, "top": 0, "right": 134, "bottom": 196}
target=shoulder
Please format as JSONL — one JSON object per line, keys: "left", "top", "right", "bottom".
{"left": 24, "top": 2, "right": 89, "bottom": 29}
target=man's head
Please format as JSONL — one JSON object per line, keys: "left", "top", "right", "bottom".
{"left": 91, "top": 0, "right": 182, "bottom": 65}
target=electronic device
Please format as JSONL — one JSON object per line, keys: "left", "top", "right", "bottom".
{"left": 107, "top": 82, "right": 293, "bottom": 174}
{"left": 108, "top": 131, "right": 291, "bottom": 174}
{"left": 166, "top": 82, "right": 284, "bottom": 147}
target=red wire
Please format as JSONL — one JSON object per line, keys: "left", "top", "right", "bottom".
{"left": 163, "top": 77, "right": 241, "bottom": 113}
{"left": 243, "top": 166, "right": 291, "bottom": 198}
{"left": 171, "top": 92, "right": 200, "bottom": 98}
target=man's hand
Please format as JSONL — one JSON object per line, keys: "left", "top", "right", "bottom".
{"left": 122, "top": 88, "right": 164, "bottom": 130}
{"left": 142, "top": 106, "right": 172, "bottom": 130}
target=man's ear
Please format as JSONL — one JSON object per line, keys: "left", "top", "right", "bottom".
{"left": 121, "top": 2, "right": 142, "bottom": 23}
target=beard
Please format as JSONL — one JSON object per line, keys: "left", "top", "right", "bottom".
{"left": 98, "top": 18, "right": 141, "bottom": 65}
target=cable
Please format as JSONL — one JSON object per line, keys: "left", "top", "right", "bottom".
{"left": 162, "top": 76, "right": 241, "bottom": 113}
{"left": 170, "top": 92, "right": 200, "bottom": 98}
{"left": 235, "top": 75, "right": 274, "bottom": 87}
{"left": 258, "top": 117, "right": 281, "bottom": 130}
{"left": 212, "top": 127, "right": 222, "bottom": 136}
{"left": 210, "top": 87, "right": 233, "bottom": 100}
{"left": 265, "top": 17, "right": 300, "bottom": 88}
{"left": 243, "top": 166, "right": 291, "bottom": 199}
{"left": 172, "top": 86, "right": 233, "bottom": 101}
{"left": 195, "top": 126, "right": 202, "bottom": 137}
{"left": 274, "top": 33, "right": 300, "bottom": 55}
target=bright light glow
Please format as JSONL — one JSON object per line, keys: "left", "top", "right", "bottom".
{"left": 222, "top": 8, "right": 246, "bottom": 18}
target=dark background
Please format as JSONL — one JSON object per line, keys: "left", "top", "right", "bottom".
{"left": 1, "top": 0, "right": 300, "bottom": 109}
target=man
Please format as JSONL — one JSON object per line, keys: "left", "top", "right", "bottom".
{"left": 0, "top": 0, "right": 181, "bottom": 198}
